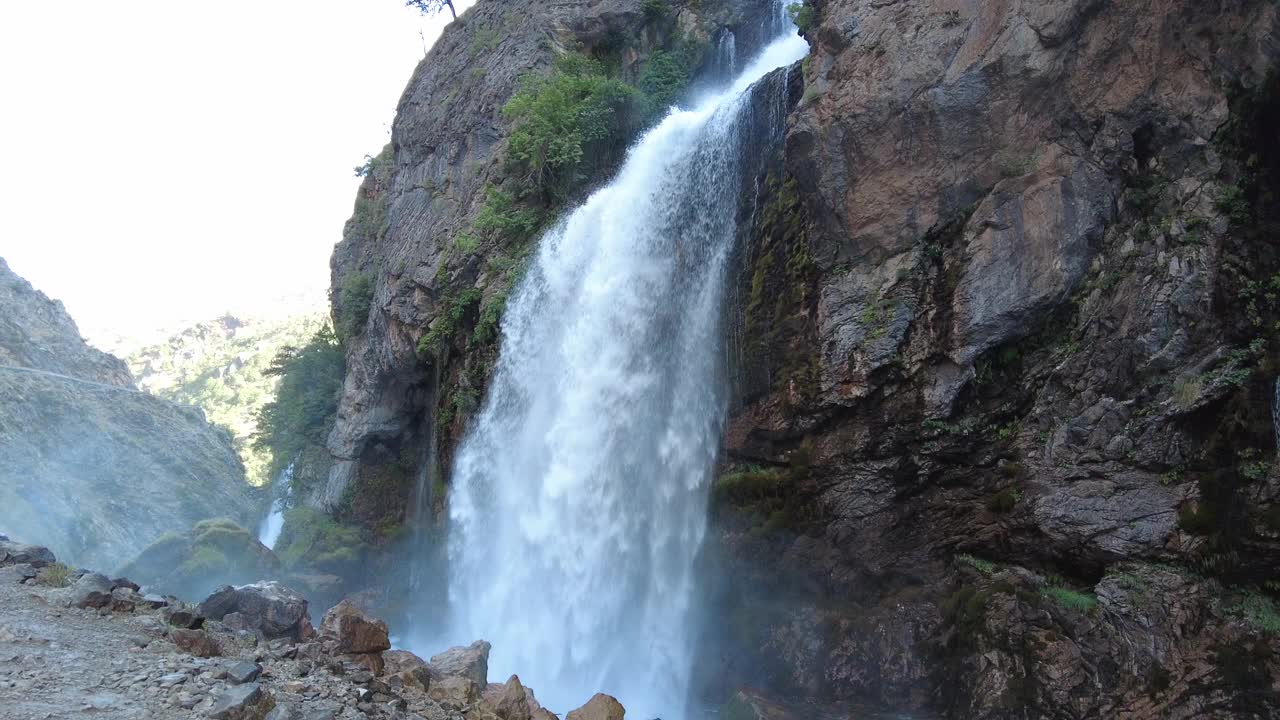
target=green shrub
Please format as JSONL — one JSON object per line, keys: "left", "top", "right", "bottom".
{"left": 417, "top": 289, "right": 483, "bottom": 358}
{"left": 274, "top": 506, "right": 365, "bottom": 574}
{"left": 504, "top": 54, "right": 643, "bottom": 201}
{"left": 1041, "top": 585, "right": 1098, "bottom": 613}
{"left": 472, "top": 290, "right": 509, "bottom": 346}
{"left": 1178, "top": 503, "right": 1217, "bottom": 534}
{"left": 254, "top": 327, "right": 346, "bottom": 480}
{"left": 987, "top": 486, "right": 1021, "bottom": 513}
{"left": 638, "top": 49, "right": 691, "bottom": 114}
{"left": 1237, "top": 592, "right": 1280, "bottom": 634}
{"left": 787, "top": 2, "right": 815, "bottom": 32}
{"left": 957, "top": 554, "right": 997, "bottom": 575}
{"left": 336, "top": 272, "right": 374, "bottom": 342}
{"left": 474, "top": 185, "right": 544, "bottom": 242}
{"left": 711, "top": 467, "right": 785, "bottom": 505}
{"left": 36, "top": 562, "right": 71, "bottom": 588}
{"left": 641, "top": 0, "right": 668, "bottom": 20}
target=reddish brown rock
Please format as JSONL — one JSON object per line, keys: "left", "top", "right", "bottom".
{"left": 318, "top": 600, "right": 390, "bottom": 654}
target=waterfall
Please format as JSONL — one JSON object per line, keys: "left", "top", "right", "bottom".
{"left": 715, "top": 29, "right": 737, "bottom": 80}
{"left": 436, "top": 23, "right": 808, "bottom": 720}
{"left": 257, "top": 462, "right": 292, "bottom": 549}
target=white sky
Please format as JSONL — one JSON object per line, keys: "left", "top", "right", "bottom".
{"left": 0, "top": 0, "right": 471, "bottom": 345}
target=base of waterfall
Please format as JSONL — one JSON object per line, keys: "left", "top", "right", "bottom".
{"left": 0, "top": 531, "right": 647, "bottom": 720}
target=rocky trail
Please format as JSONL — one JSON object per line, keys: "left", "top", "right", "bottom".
{"left": 0, "top": 365, "right": 142, "bottom": 394}
{"left": 0, "top": 536, "right": 621, "bottom": 720}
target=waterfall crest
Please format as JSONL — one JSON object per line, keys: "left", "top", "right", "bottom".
{"left": 434, "top": 25, "right": 808, "bottom": 719}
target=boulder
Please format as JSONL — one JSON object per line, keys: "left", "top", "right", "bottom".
{"left": 481, "top": 675, "right": 534, "bottom": 720}
{"left": 429, "top": 639, "right": 491, "bottom": 689}
{"left": 209, "top": 682, "right": 275, "bottom": 720}
{"left": 319, "top": 600, "right": 390, "bottom": 653}
{"left": 109, "top": 586, "right": 139, "bottom": 612}
{"left": 0, "top": 540, "right": 55, "bottom": 568}
{"left": 427, "top": 675, "right": 478, "bottom": 706}
{"left": 227, "top": 660, "right": 263, "bottom": 684}
{"left": 198, "top": 582, "right": 314, "bottom": 641}
{"left": 383, "top": 650, "right": 431, "bottom": 692}
{"left": 565, "top": 694, "right": 625, "bottom": 720}
{"left": 120, "top": 519, "right": 279, "bottom": 601}
{"left": 718, "top": 690, "right": 797, "bottom": 720}
{"left": 163, "top": 605, "right": 204, "bottom": 629}
{"left": 170, "top": 628, "right": 221, "bottom": 657}
{"left": 68, "top": 572, "right": 114, "bottom": 609}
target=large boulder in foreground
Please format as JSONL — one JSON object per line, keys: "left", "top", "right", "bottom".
{"left": 121, "top": 518, "right": 279, "bottom": 600}
{"left": 197, "top": 582, "right": 314, "bottom": 641}
{"left": 565, "top": 693, "right": 625, "bottom": 720}
{"left": 0, "top": 539, "right": 55, "bottom": 568}
{"left": 318, "top": 599, "right": 390, "bottom": 654}
{"left": 430, "top": 640, "right": 491, "bottom": 689}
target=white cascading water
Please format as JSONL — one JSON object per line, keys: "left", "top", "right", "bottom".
{"left": 257, "top": 462, "right": 292, "bottom": 549}
{"left": 439, "top": 17, "right": 808, "bottom": 720}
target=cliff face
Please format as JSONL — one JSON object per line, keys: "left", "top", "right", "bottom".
{"left": 0, "top": 259, "right": 255, "bottom": 571}
{"left": 323, "top": 0, "right": 776, "bottom": 518}
{"left": 327, "top": 0, "right": 1280, "bottom": 716}
{"left": 709, "top": 0, "right": 1280, "bottom": 716}
{"left": 0, "top": 258, "right": 133, "bottom": 386}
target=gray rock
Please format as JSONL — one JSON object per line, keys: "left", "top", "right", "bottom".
{"left": 0, "top": 540, "right": 55, "bottom": 568}
{"left": 264, "top": 705, "right": 302, "bottom": 720}
{"left": 226, "top": 661, "right": 261, "bottom": 685}
{"left": 69, "top": 573, "right": 114, "bottom": 609}
{"left": 197, "top": 582, "right": 314, "bottom": 641}
{"left": 163, "top": 606, "right": 205, "bottom": 629}
{"left": 208, "top": 682, "right": 273, "bottom": 720}
{"left": 158, "top": 673, "right": 187, "bottom": 687}
{"left": 429, "top": 640, "right": 491, "bottom": 690}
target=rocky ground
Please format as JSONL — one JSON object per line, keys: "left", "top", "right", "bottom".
{"left": 0, "top": 536, "right": 625, "bottom": 720}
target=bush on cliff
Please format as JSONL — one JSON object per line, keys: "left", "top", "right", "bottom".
{"left": 274, "top": 506, "right": 366, "bottom": 577}
{"left": 336, "top": 272, "right": 375, "bottom": 342}
{"left": 254, "top": 327, "right": 345, "bottom": 481}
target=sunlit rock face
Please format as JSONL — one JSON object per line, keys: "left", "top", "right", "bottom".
{"left": 0, "top": 257, "right": 255, "bottom": 571}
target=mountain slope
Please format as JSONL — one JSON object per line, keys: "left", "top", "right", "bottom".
{"left": 0, "top": 258, "right": 255, "bottom": 571}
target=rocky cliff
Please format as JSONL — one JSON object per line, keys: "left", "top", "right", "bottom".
{"left": 0, "top": 259, "right": 256, "bottom": 571}
{"left": 321, "top": 0, "right": 1280, "bottom": 717}
{"left": 708, "top": 0, "right": 1280, "bottom": 717}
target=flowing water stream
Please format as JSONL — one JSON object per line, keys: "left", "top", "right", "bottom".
{"left": 434, "top": 15, "right": 807, "bottom": 719}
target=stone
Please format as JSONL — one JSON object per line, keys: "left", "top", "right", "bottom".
{"left": 565, "top": 694, "right": 625, "bottom": 720}
{"left": 489, "top": 675, "right": 532, "bottom": 720}
{"left": 198, "top": 583, "right": 314, "bottom": 641}
{"left": 208, "top": 682, "right": 274, "bottom": 720}
{"left": 139, "top": 593, "right": 168, "bottom": 609}
{"left": 110, "top": 587, "right": 139, "bottom": 612}
{"left": 170, "top": 628, "right": 221, "bottom": 658}
{"left": 343, "top": 651, "right": 384, "bottom": 675}
{"left": 158, "top": 672, "right": 187, "bottom": 687}
{"left": 427, "top": 675, "right": 478, "bottom": 706}
{"left": 429, "top": 640, "right": 490, "bottom": 689}
{"left": 110, "top": 577, "right": 140, "bottom": 592}
{"left": 382, "top": 650, "right": 430, "bottom": 692}
{"left": 163, "top": 606, "right": 205, "bottom": 629}
{"left": 318, "top": 600, "right": 390, "bottom": 654}
{"left": 0, "top": 540, "right": 56, "bottom": 568}
{"left": 264, "top": 705, "right": 302, "bottom": 720}
{"left": 226, "top": 661, "right": 262, "bottom": 685}
{"left": 69, "top": 573, "right": 115, "bottom": 609}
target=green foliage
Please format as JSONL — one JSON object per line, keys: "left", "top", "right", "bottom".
{"left": 638, "top": 49, "right": 691, "bottom": 114}
{"left": 1041, "top": 585, "right": 1098, "bottom": 613}
{"left": 957, "top": 554, "right": 997, "bottom": 575}
{"left": 36, "top": 562, "right": 71, "bottom": 588}
{"left": 1178, "top": 503, "right": 1217, "bottom": 534}
{"left": 349, "top": 144, "right": 393, "bottom": 242}
{"left": 472, "top": 289, "right": 509, "bottom": 346}
{"left": 641, "top": 0, "right": 668, "bottom": 20}
{"left": 787, "top": 2, "right": 815, "bottom": 32}
{"left": 986, "top": 487, "right": 1021, "bottom": 513}
{"left": 1216, "top": 183, "right": 1251, "bottom": 225}
{"left": 1236, "top": 592, "right": 1280, "bottom": 634}
{"left": 274, "top": 506, "right": 365, "bottom": 574}
{"left": 336, "top": 272, "right": 374, "bottom": 342}
{"left": 504, "top": 54, "right": 642, "bottom": 201}
{"left": 474, "top": 185, "right": 544, "bottom": 242}
{"left": 454, "top": 232, "right": 480, "bottom": 254}
{"left": 128, "top": 311, "right": 328, "bottom": 486}
{"left": 254, "top": 327, "right": 346, "bottom": 481}
{"left": 712, "top": 467, "right": 786, "bottom": 505}
{"left": 417, "top": 289, "right": 483, "bottom": 358}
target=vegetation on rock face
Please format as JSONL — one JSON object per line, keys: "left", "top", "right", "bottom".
{"left": 336, "top": 272, "right": 374, "bottom": 343}
{"left": 253, "top": 326, "right": 346, "bottom": 485}
{"left": 273, "top": 506, "right": 366, "bottom": 577}
{"left": 127, "top": 310, "right": 327, "bottom": 486}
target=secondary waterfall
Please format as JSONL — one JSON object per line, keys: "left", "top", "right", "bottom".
{"left": 257, "top": 462, "right": 292, "bottom": 549}
{"left": 438, "top": 20, "right": 808, "bottom": 720}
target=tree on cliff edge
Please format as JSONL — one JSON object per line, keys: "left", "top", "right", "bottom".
{"left": 406, "top": 0, "right": 456, "bottom": 20}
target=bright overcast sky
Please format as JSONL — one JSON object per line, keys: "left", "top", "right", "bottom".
{"left": 0, "top": 0, "right": 472, "bottom": 345}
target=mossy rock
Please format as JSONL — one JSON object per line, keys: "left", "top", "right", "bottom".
{"left": 121, "top": 517, "right": 280, "bottom": 600}
{"left": 274, "top": 507, "right": 368, "bottom": 577}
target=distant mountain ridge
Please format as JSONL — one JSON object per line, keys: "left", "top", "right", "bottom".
{"left": 0, "top": 257, "right": 255, "bottom": 571}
